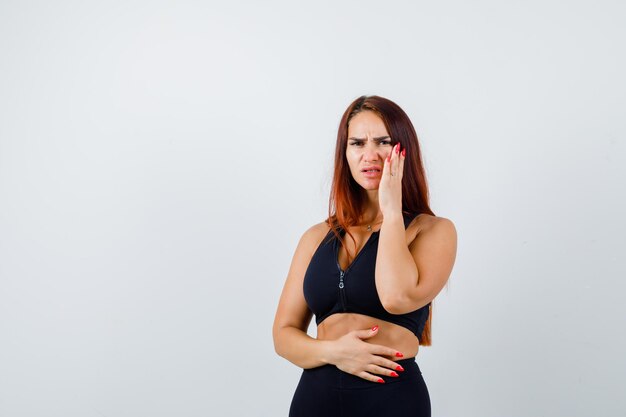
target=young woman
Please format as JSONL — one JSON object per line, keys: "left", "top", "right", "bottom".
{"left": 273, "top": 95, "right": 457, "bottom": 417}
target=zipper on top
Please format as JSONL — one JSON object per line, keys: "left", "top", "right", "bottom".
{"left": 334, "top": 231, "right": 377, "bottom": 312}
{"left": 334, "top": 230, "right": 376, "bottom": 275}
{"left": 338, "top": 270, "right": 347, "bottom": 311}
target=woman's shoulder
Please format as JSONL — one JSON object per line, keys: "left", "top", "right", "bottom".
{"left": 412, "top": 212, "right": 452, "bottom": 225}
{"left": 298, "top": 220, "right": 333, "bottom": 249}
{"left": 307, "top": 219, "right": 333, "bottom": 238}
{"left": 408, "top": 213, "right": 455, "bottom": 238}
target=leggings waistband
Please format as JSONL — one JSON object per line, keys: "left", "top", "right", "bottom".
{"left": 302, "top": 357, "right": 422, "bottom": 390}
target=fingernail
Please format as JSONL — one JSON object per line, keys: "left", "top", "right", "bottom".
{"left": 371, "top": 325, "right": 378, "bottom": 332}
{"left": 390, "top": 371, "right": 399, "bottom": 377}
{"left": 377, "top": 378, "right": 385, "bottom": 383}
{"left": 395, "top": 352, "right": 404, "bottom": 357}
{"left": 395, "top": 144, "right": 400, "bottom": 154}
{"left": 396, "top": 365, "right": 404, "bottom": 371}
{"left": 401, "top": 148, "right": 406, "bottom": 157}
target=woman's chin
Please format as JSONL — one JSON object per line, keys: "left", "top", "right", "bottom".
{"left": 360, "top": 182, "right": 380, "bottom": 191}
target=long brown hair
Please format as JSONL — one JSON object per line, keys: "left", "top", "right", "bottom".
{"left": 325, "top": 95, "right": 435, "bottom": 345}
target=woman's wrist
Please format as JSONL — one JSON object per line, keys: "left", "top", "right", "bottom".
{"left": 381, "top": 211, "right": 403, "bottom": 225}
{"left": 318, "top": 339, "right": 337, "bottom": 366}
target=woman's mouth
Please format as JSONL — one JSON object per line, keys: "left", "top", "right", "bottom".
{"left": 362, "top": 168, "right": 381, "bottom": 178}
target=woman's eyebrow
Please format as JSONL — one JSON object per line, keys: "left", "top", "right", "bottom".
{"left": 348, "top": 136, "right": 390, "bottom": 141}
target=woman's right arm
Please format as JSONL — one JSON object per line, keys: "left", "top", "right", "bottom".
{"left": 272, "top": 225, "right": 333, "bottom": 369}
{"left": 273, "top": 225, "right": 402, "bottom": 381}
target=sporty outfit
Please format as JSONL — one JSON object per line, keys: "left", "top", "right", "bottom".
{"left": 289, "top": 212, "right": 431, "bottom": 417}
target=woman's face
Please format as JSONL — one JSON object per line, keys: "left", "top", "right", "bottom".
{"left": 346, "top": 110, "right": 394, "bottom": 190}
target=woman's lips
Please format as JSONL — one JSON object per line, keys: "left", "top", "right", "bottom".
{"left": 361, "top": 168, "right": 381, "bottom": 178}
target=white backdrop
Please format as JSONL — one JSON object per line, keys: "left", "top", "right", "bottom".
{"left": 1, "top": 1, "right": 625, "bottom": 416}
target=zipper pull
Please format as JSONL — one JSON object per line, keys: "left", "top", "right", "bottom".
{"left": 339, "top": 270, "right": 344, "bottom": 289}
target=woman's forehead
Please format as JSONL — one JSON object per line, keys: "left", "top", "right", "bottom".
{"left": 348, "top": 111, "right": 388, "bottom": 136}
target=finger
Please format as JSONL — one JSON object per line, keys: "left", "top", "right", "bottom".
{"left": 370, "top": 344, "right": 404, "bottom": 358}
{"left": 357, "top": 371, "right": 387, "bottom": 384}
{"left": 382, "top": 150, "right": 391, "bottom": 178}
{"left": 367, "top": 363, "right": 401, "bottom": 378}
{"left": 398, "top": 145, "right": 405, "bottom": 180}
{"left": 392, "top": 142, "right": 400, "bottom": 176}
{"left": 354, "top": 325, "right": 379, "bottom": 340}
{"left": 370, "top": 355, "right": 406, "bottom": 372}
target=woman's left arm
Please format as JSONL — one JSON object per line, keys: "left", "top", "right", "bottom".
{"left": 375, "top": 214, "right": 457, "bottom": 314}
{"left": 376, "top": 143, "right": 457, "bottom": 314}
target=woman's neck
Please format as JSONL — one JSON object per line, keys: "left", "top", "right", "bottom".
{"left": 361, "top": 189, "right": 383, "bottom": 223}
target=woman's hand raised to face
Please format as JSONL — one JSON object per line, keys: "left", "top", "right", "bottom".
{"left": 329, "top": 325, "right": 405, "bottom": 383}
{"left": 378, "top": 143, "right": 405, "bottom": 218}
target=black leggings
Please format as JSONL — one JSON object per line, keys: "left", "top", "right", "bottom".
{"left": 288, "top": 358, "right": 431, "bottom": 417}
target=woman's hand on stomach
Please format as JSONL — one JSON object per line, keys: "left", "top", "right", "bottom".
{"left": 318, "top": 313, "right": 419, "bottom": 360}
{"left": 321, "top": 325, "right": 406, "bottom": 383}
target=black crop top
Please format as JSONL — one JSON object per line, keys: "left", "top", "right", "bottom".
{"left": 303, "top": 212, "right": 431, "bottom": 340}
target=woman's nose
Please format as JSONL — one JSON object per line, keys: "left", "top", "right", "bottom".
{"left": 364, "top": 147, "right": 384, "bottom": 161}
{"left": 363, "top": 151, "right": 379, "bottom": 162}
{"left": 360, "top": 142, "right": 373, "bottom": 155}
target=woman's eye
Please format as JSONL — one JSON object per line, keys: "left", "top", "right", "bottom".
{"left": 350, "top": 142, "right": 364, "bottom": 146}
{"left": 381, "top": 141, "right": 392, "bottom": 146}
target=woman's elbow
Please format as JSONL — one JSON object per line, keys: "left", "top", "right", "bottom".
{"left": 272, "top": 326, "right": 285, "bottom": 357}
{"left": 274, "top": 343, "right": 286, "bottom": 359}
{"left": 273, "top": 324, "right": 295, "bottom": 359}
{"left": 380, "top": 292, "right": 409, "bottom": 314}
{"left": 380, "top": 292, "right": 428, "bottom": 314}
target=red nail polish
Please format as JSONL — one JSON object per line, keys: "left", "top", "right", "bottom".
{"left": 371, "top": 325, "right": 378, "bottom": 332}
{"left": 396, "top": 365, "right": 404, "bottom": 371}
{"left": 395, "top": 144, "right": 400, "bottom": 154}
{"left": 395, "top": 352, "right": 404, "bottom": 358}
{"left": 401, "top": 148, "right": 406, "bottom": 157}
{"left": 377, "top": 378, "right": 385, "bottom": 383}
{"left": 390, "top": 371, "right": 399, "bottom": 377}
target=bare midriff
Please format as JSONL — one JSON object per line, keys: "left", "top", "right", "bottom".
{"left": 314, "top": 215, "right": 429, "bottom": 359}
{"left": 316, "top": 312, "right": 420, "bottom": 359}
